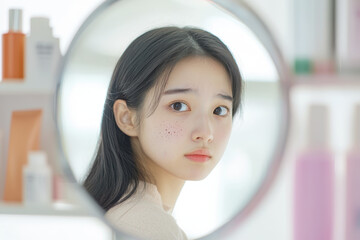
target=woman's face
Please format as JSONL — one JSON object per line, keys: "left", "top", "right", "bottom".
{"left": 132, "top": 56, "right": 233, "bottom": 181}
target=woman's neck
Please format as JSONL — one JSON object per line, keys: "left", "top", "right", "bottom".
{"left": 143, "top": 158, "right": 185, "bottom": 210}
{"left": 131, "top": 138, "right": 185, "bottom": 210}
{"left": 153, "top": 172, "right": 185, "bottom": 211}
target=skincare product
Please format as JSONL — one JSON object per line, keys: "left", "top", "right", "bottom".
{"left": 294, "top": 104, "right": 334, "bottom": 240}
{"left": 23, "top": 151, "right": 52, "bottom": 206}
{"left": 346, "top": 105, "right": 360, "bottom": 240}
{"left": 293, "top": 0, "right": 334, "bottom": 74}
{"left": 2, "top": 9, "right": 25, "bottom": 80}
{"left": 336, "top": 0, "right": 360, "bottom": 72}
{"left": 3, "top": 109, "right": 43, "bottom": 202}
{"left": 293, "top": 0, "right": 313, "bottom": 74}
{"left": 26, "top": 17, "right": 61, "bottom": 89}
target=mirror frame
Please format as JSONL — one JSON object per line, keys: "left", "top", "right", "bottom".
{"left": 54, "top": 0, "right": 291, "bottom": 239}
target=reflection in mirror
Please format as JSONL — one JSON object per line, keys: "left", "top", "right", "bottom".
{"left": 56, "top": 0, "right": 284, "bottom": 239}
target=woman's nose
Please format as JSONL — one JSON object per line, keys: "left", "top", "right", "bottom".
{"left": 191, "top": 114, "right": 214, "bottom": 143}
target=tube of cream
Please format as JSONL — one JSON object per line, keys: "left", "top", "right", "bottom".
{"left": 3, "top": 109, "right": 42, "bottom": 202}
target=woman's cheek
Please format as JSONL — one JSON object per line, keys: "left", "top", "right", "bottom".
{"left": 157, "top": 120, "right": 184, "bottom": 141}
{"left": 216, "top": 123, "right": 232, "bottom": 146}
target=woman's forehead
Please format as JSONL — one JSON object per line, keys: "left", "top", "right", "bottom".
{"left": 164, "top": 56, "right": 231, "bottom": 90}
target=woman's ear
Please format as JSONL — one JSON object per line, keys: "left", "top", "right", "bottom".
{"left": 113, "top": 99, "right": 139, "bottom": 137}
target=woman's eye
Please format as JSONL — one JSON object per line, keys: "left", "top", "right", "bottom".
{"left": 170, "top": 102, "right": 189, "bottom": 112}
{"left": 214, "top": 106, "right": 229, "bottom": 116}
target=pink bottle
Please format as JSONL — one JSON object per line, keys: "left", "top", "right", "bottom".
{"left": 294, "top": 104, "right": 334, "bottom": 240}
{"left": 346, "top": 105, "right": 360, "bottom": 240}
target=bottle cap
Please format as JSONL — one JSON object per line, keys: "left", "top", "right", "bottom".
{"left": 9, "top": 9, "right": 22, "bottom": 32}
{"left": 307, "top": 104, "right": 329, "bottom": 149}
{"left": 294, "top": 58, "right": 313, "bottom": 74}
{"left": 30, "top": 17, "right": 53, "bottom": 38}
{"left": 28, "top": 151, "right": 48, "bottom": 167}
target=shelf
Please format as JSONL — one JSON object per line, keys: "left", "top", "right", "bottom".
{"left": 0, "top": 80, "right": 56, "bottom": 95}
{"left": 0, "top": 203, "right": 113, "bottom": 239}
{"left": 0, "top": 201, "right": 91, "bottom": 216}
{"left": 0, "top": 201, "right": 113, "bottom": 239}
{"left": 292, "top": 74, "right": 360, "bottom": 87}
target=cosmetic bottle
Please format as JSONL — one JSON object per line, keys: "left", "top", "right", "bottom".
{"left": 294, "top": 104, "right": 334, "bottom": 240}
{"left": 293, "top": 0, "right": 334, "bottom": 74}
{"left": 336, "top": 0, "right": 360, "bottom": 73}
{"left": 2, "top": 9, "right": 25, "bottom": 80}
{"left": 26, "top": 17, "right": 61, "bottom": 89}
{"left": 23, "top": 151, "right": 53, "bottom": 206}
{"left": 345, "top": 104, "right": 360, "bottom": 240}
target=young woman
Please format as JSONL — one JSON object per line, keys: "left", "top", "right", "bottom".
{"left": 84, "top": 26, "right": 242, "bottom": 240}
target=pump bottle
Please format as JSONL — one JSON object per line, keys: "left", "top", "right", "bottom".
{"left": 23, "top": 151, "right": 53, "bottom": 206}
{"left": 294, "top": 104, "right": 334, "bottom": 240}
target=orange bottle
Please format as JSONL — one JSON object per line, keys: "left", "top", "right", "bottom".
{"left": 2, "top": 9, "right": 25, "bottom": 80}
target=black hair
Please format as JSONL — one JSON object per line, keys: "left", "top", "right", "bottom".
{"left": 83, "top": 26, "right": 243, "bottom": 211}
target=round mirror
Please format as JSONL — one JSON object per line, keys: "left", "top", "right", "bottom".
{"left": 56, "top": 0, "right": 290, "bottom": 239}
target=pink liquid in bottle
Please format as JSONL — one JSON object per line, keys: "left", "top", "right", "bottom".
{"left": 294, "top": 104, "right": 334, "bottom": 240}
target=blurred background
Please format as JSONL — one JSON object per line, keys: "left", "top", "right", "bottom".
{"left": 0, "top": 0, "right": 359, "bottom": 239}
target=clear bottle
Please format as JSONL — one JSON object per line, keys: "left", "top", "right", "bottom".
{"left": 23, "top": 151, "right": 53, "bottom": 206}
{"left": 294, "top": 104, "right": 334, "bottom": 240}
{"left": 2, "top": 9, "right": 25, "bottom": 80}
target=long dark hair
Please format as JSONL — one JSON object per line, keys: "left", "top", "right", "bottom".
{"left": 83, "top": 26, "right": 243, "bottom": 211}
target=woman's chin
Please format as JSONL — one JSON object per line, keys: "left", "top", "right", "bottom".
{"left": 182, "top": 172, "right": 211, "bottom": 181}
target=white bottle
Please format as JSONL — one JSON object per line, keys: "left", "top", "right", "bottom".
{"left": 346, "top": 105, "right": 360, "bottom": 240}
{"left": 23, "top": 151, "right": 53, "bottom": 206}
{"left": 293, "top": 0, "right": 334, "bottom": 74}
{"left": 336, "top": 0, "right": 360, "bottom": 72}
{"left": 25, "top": 17, "right": 61, "bottom": 90}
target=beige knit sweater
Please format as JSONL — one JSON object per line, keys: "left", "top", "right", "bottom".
{"left": 105, "top": 181, "right": 188, "bottom": 240}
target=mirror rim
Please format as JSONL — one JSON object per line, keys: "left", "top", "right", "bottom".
{"left": 54, "top": 0, "right": 291, "bottom": 239}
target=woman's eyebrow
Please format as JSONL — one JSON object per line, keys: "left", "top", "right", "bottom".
{"left": 163, "top": 88, "right": 233, "bottom": 102}
{"left": 218, "top": 93, "right": 233, "bottom": 102}
{"left": 163, "top": 88, "right": 193, "bottom": 95}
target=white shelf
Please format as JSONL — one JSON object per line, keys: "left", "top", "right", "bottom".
{"left": 0, "top": 201, "right": 90, "bottom": 216}
{"left": 0, "top": 80, "right": 55, "bottom": 95}
{"left": 293, "top": 74, "right": 360, "bottom": 86}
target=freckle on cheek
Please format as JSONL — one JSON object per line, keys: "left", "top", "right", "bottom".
{"left": 158, "top": 121, "right": 183, "bottom": 139}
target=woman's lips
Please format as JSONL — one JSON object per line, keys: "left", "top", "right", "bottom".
{"left": 185, "top": 149, "right": 212, "bottom": 162}
{"left": 185, "top": 155, "right": 211, "bottom": 162}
